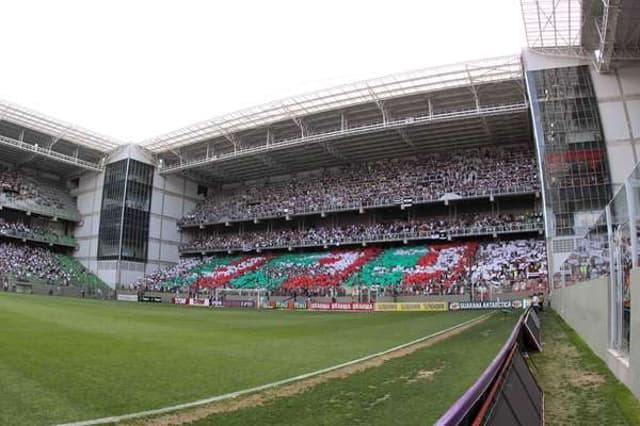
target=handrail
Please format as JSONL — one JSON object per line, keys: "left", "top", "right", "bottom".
{"left": 179, "top": 222, "right": 544, "bottom": 254}
{"left": 436, "top": 308, "right": 542, "bottom": 425}
{"left": 0, "top": 198, "right": 81, "bottom": 222}
{"left": 0, "top": 134, "right": 103, "bottom": 171}
{"left": 160, "top": 102, "right": 529, "bottom": 174}
{"left": 0, "top": 229, "right": 78, "bottom": 248}
{"left": 178, "top": 187, "right": 540, "bottom": 228}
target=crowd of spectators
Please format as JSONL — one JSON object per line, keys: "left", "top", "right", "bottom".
{"left": 0, "top": 167, "right": 71, "bottom": 211}
{"left": 138, "top": 237, "right": 547, "bottom": 296}
{"left": 181, "top": 212, "right": 543, "bottom": 252}
{"left": 133, "top": 257, "right": 206, "bottom": 291}
{"left": 469, "top": 239, "right": 547, "bottom": 295}
{"left": 180, "top": 144, "right": 539, "bottom": 226}
{"left": 0, "top": 242, "right": 71, "bottom": 284}
{"left": 0, "top": 219, "right": 76, "bottom": 246}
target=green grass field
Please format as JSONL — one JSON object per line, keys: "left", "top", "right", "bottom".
{"left": 0, "top": 293, "right": 490, "bottom": 425}
{"left": 188, "top": 312, "right": 519, "bottom": 426}
{"left": 532, "top": 310, "right": 640, "bottom": 426}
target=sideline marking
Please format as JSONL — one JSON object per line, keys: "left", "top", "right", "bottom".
{"left": 55, "top": 312, "right": 493, "bottom": 426}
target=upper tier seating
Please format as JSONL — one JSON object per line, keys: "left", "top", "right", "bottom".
{"left": 0, "top": 166, "right": 80, "bottom": 220}
{"left": 180, "top": 144, "right": 539, "bottom": 226}
{"left": 0, "top": 219, "right": 77, "bottom": 247}
{"left": 181, "top": 213, "right": 544, "bottom": 252}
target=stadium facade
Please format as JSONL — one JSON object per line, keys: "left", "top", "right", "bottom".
{"left": 0, "top": 0, "right": 639, "bottom": 394}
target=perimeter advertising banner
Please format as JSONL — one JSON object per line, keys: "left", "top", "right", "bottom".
{"left": 374, "top": 302, "right": 448, "bottom": 312}
{"left": 262, "top": 301, "right": 307, "bottom": 310}
{"left": 139, "top": 295, "right": 163, "bottom": 303}
{"left": 308, "top": 302, "right": 374, "bottom": 312}
{"left": 171, "top": 298, "right": 254, "bottom": 308}
{"left": 449, "top": 300, "right": 523, "bottom": 310}
{"left": 117, "top": 294, "right": 138, "bottom": 302}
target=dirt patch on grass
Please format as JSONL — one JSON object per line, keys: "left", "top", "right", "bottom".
{"left": 406, "top": 367, "right": 442, "bottom": 384}
{"left": 530, "top": 311, "right": 640, "bottom": 426}
{"left": 124, "top": 314, "right": 491, "bottom": 426}
{"left": 569, "top": 371, "right": 606, "bottom": 388}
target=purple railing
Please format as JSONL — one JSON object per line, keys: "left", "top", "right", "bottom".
{"left": 435, "top": 309, "right": 529, "bottom": 425}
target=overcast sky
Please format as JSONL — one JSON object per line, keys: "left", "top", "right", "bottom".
{"left": 0, "top": 0, "right": 526, "bottom": 143}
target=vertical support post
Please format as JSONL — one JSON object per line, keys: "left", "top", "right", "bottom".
{"left": 606, "top": 204, "right": 616, "bottom": 348}
{"left": 117, "top": 158, "right": 131, "bottom": 288}
{"left": 625, "top": 181, "right": 638, "bottom": 267}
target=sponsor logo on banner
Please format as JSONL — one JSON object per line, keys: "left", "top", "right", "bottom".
{"left": 117, "top": 294, "right": 138, "bottom": 302}
{"left": 374, "top": 302, "right": 448, "bottom": 312}
{"left": 269, "top": 301, "right": 306, "bottom": 310}
{"left": 215, "top": 300, "right": 256, "bottom": 308}
{"left": 511, "top": 300, "right": 523, "bottom": 309}
{"left": 172, "top": 297, "right": 189, "bottom": 305}
{"left": 449, "top": 300, "right": 514, "bottom": 310}
{"left": 140, "top": 295, "right": 163, "bottom": 303}
{"left": 189, "top": 298, "right": 210, "bottom": 307}
{"left": 308, "top": 302, "right": 374, "bottom": 311}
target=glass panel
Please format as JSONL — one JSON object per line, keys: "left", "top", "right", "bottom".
{"left": 97, "top": 159, "right": 154, "bottom": 263}
{"left": 527, "top": 65, "right": 612, "bottom": 237}
{"left": 97, "top": 160, "right": 127, "bottom": 260}
{"left": 557, "top": 209, "right": 609, "bottom": 288}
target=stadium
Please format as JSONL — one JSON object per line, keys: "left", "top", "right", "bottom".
{"left": 1, "top": 1, "right": 639, "bottom": 425}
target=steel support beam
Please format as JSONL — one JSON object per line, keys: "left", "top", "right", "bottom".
{"left": 0, "top": 134, "right": 102, "bottom": 172}
{"left": 159, "top": 102, "right": 528, "bottom": 175}
{"left": 594, "top": 0, "right": 622, "bottom": 73}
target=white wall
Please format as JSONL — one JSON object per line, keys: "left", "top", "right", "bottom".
{"left": 73, "top": 170, "right": 104, "bottom": 271}
{"left": 552, "top": 273, "right": 639, "bottom": 399}
{"left": 590, "top": 63, "right": 640, "bottom": 190}
{"left": 145, "top": 169, "right": 202, "bottom": 278}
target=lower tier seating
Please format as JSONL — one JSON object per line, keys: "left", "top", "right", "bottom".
{"left": 135, "top": 238, "right": 547, "bottom": 294}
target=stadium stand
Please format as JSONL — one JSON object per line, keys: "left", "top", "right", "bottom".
{"left": 0, "top": 242, "right": 107, "bottom": 290}
{"left": 180, "top": 212, "right": 543, "bottom": 253}
{"left": 54, "top": 254, "right": 110, "bottom": 291}
{"left": 0, "top": 166, "right": 81, "bottom": 221}
{"left": 132, "top": 256, "right": 241, "bottom": 291}
{"left": 136, "top": 238, "right": 547, "bottom": 296}
{"left": 0, "top": 218, "right": 77, "bottom": 247}
{"left": 345, "top": 243, "right": 476, "bottom": 295}
{"left": 179, "top": 143, "right": 539, "bottom": 227}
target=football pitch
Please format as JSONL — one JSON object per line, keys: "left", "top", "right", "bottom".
{"left": 0, "top": 293, "right": 514, "bottom": 425}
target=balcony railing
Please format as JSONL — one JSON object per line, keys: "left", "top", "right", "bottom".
{"left": 0, "top": 197, "right": 82, "bottom": 222}
{"left": 179, "top": 222, "right": 544, "bottom": 254}
{"left": 161, "top": 102, "right": 529, "bottom": 174}
{"left": 0, "top": 229, "right": 78, "bottom": 248}
{"left": 179, "top": 185, "right": 540, "bottom": 228}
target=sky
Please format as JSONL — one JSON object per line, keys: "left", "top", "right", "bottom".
{"left": 0, "top": 0, "right": 527, "bottom": 143}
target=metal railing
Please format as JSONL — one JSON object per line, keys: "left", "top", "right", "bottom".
{"left": 179, "top": 222, "right": 544, "bottom": 254}
{"left": 0, "top": 134, "right": 103, "bottom": 171}
{"left": 0, "top": 229, "right": 78, "bottom": 248}
{"left": 0, "top": 197, "right": 82, "bottom": 222}
{"left": 161, "top": 102, "right": 529, "bottom": 174}
{"left": 178, "top": 186, "right": 540, "bottom": 228}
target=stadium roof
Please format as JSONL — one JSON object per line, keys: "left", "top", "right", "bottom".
{"left": 0, "top": 99, "right": 122, "bottom": 152}
{"left": 149, "top": 55, "right": 529, "bottom": 183}
{"left": 520, "top": 0, "right": 640, "bottom": 72}
{"left": 142, "top": 55, "right": 524, "bottom": 153}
